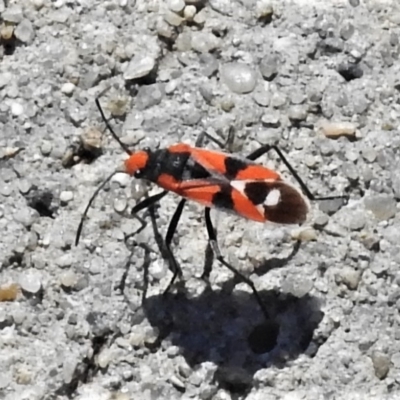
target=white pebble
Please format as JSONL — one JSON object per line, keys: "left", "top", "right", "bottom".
{"left": 60, "top": 191, "right": 74, "bottom": 203}
{"left": 97, "top": 348, "right": 114, "bottom": 369}
{"left": 114, "top": 197, "right": 127, "bottom": 213}
{"left": 60, "top": 270, "right": 78, "bottom": 288}
{"left": 220, "top": 62, "right": 257, "bottom": 94}
{"left": 291, "top": 227, "right": 317, "bottom": 242}
{"left": 256, "top": 0, "right": 273, "bottom": 19}
{"left": 184, "top": 5, "right": 197, "bottom": 20}
{"left": 168, "top": 0, "right": 185, "bottom": 13}
{"left": 11, "top": 102, "right": 24, "bottom": 116}
{"left": 61, "top": 82, "right": 76, "bottom": 95}
{"left": 165, "top": 79, "right": 178, "bottom": 94}
{"left": 111, "top": 173, "right": 130, "bottom": 187}
{"left": 32, "top": 0, "right": 44, "bottom": 9}
{"left": 19, "top": 269, "right": 42, "bottom": 294}
{"left": 164, "top": 10, "right": 184, "bottom": 26}
{"left": 124, "top": 55, "right": 156, "bottom": 81}
{"left": 149, "top": 259, "right": 167, "bottom": 280}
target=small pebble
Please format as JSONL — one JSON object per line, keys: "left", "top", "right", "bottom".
{"left": 348, "top": 212, "right": 366, "bottom": 230}
{"left": 191, "top": 32, "right": 219, "bottom": 53}
{"left": 114, "top": 197, "right": 127, "bottom": 213}
{"left": 16, "top": 179, "right": 31, "bottom": 194}
{"left": 361, "top": 147, "right": 377, "bottom": 163}
{"left": 32, "top": 0, "right": 44, "bottom": 9}
{"left": 313, "top": 214, "right": 329, "bottom": 228}
{"left": 135, "top": 84, "right": 164, "bottom": 110}
{"left": 168, "top": 0, "right": 185, "bottom": 13}
{"left": 56, "top": 254, "right": 74, "bottom": 269}
{"left": 291, "top": 227, "right": 317, "bottom": 241}
{"left": 81, "top": 127, "right": 102, "bottom": 153}
{"left": 149, "top": 259, "right": 167, "bottom": 280}
{"left": 0, "top": 183, "right": 12, "bottom": 197}
{"left": 184, "top": 5, "right": 197, "bottom": 21}
{"left": 288, "top": 105, "right": 308, "bottom": 122}
{"left": 372, "top": 352, "right": 390, "bottom": 380}
{"left": 63, "top": 358, "right": 79, "bottom": 384}
{"left": 19, "top": 269, "right": 42, "bottom": 294}
{"left": 60, "top": 191, "right": 74, "bottom": 204}
{"left": 209, "top": 0, "right": 232, "bottom": 16}
{"left": 281, "top": 275, "right": 313, "bottom": 297}
{"left": 97, "top": 348, "right": 114, "bottom": 369}
{"left": 13, "top": 208, "right": 36, "bottom": 228}
{"left": 256, "top": 0, "right": 273, "bottom": 22}
{"left": 124, "top": 55, "right": 156, "bottom": 81}
{"left": 261, "top": 112, "right": 280, "bottom": 127}
{"left": 164, "top": 10, "right": 184, "bottom": 27}
{"left": 40, "top": 141, "right": 53, "bottom": 156}
{"left": 169, "top": 375, "right": 186, "bottom": 390}
{"left": 253, "top": 88, "right": 270, "bottom": 107}
{"left": 165, "top": 79, "right": 178, "bottom": 94}
{"left": 0, "top": 283, "right": 19, "bottom": 302}
{"left": 221, "top": 62, "right": 257, "bottom": 94}
{"left": 220, "top": 97, "right": 235, "bottom": 112}
{"left": 61, "top": 82, "right": 76, "bottom": 95}
{"left": 364, "top": 195, "right": 396, "bottom": 221}
{"left": 60, "top": 270, "right": 78, "bottom": 288}
{"left": 193, "top": 8, "right": 206, "bottom": 25}
{"left": 14, "top": 19, "right": 35, "bottom": 44}
{"left": 11, "top": 102, "right": 24, "bottom": 117}
{"left": 337, "top": 266, "right": 361, "bottom": 290}
{"left": 271, "top": 92, "right": 287, "bottom": 108}
{"left": 259, "top": 54, "right": 278, "bottom": 81}
{"left": 111, "top": 173, "right": 131, "bottom": 187}
{"left": 319, "top": 121, "right": 356, "bottom": 139}
{"left": 2, "top": 5, "right": 23, "bottom": 23}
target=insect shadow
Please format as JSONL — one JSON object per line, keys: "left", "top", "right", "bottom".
{"left": 121, "top": 205, "right": 323, "bottom": 396}
{"left": 143, "top": 287, "right": 323, "bottom": 396}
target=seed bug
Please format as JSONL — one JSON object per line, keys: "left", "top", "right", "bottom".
{"left": 76, "top": 97, "right": 348, "bottom": 320}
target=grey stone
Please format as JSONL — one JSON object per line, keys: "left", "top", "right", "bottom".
{"left": 371, "top": 352, "right": 390, "bottom": 380}
{"left": 19, "top": 269, "right": 42, "bottom": 294}
{"left": 220, "top": 62, "right": 257, "bottom": 94}
{"left": 2, "top": 6, "right": 23, "bottom": 23}
{"left": 14, "top": 19, "right": 35, "bottom": 44}
{"left": 135, "top": 84, "right": 164, "bottom": 110}
{"left": 364, "top": 195, "right": 397, "bottom": 221}
{"left": 259, "top": 54, "right": 279, "bottom": 81}
{"left": 124, "top": 55, "right": 157, "bottom": 81}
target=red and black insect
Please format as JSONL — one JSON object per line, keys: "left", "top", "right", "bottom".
{"left": 76, "top": 98, "right": 347, "bottom": 319}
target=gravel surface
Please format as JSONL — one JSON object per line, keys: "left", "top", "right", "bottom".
{"left": 1, "top": 0, "right": 400, "bottom": 399}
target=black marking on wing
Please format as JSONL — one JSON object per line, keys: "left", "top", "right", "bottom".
{"left": 244, "top": 181, "right": 270, "bottom": 205}
{"left": 212, "top": 186, "right": 234, "bottom": 210}
{"left": 224, "top": 156, "right": 248, "bottom": 179}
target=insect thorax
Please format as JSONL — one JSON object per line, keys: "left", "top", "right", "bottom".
{"left": 138, "top": 149, "right": 210, "bottom": 183}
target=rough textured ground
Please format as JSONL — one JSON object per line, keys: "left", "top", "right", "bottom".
{"left": 1, "top": 0, "right": 400, "bottom": 399}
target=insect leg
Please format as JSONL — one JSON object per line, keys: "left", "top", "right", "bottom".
{"left": 204, "top": 207, "right": 270, "bottom": 320}
{"left": 163, "top": 199, "right": 187, "bottom": 294}
{"left": 195, "top": 127, "right": 235, "bottom": 150}
{"left": 131, "top": 191, "right": 168, "bottom": 215}
{"left": 247, "top": 144, "right": 347, "bottom": 202}
{"left": 125, "top": 191, "right": 169, "bottom": 242}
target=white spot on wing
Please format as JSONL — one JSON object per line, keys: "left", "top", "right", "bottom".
{"left": 264, "top": 189, "right": 281, "bottom": 207}
{"left": 230, "top": 180, "right": 247, "bottom": 192}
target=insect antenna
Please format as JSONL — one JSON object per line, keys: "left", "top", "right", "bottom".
{"left": 95, "top": 97, "right": 132, "bottom": 156}
{"left": 76, "top": 96, "right": 134, "bottom": 246}
{"left": 75, "top": 170, "right": 122, "bottom": 246}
